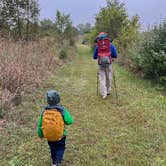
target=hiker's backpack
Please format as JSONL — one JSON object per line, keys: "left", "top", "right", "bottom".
{"left": 97, "top": 37, "right": 112, "bottom": 67}
{"left": 42, "top": 109, "right": 64, "bottom": 141}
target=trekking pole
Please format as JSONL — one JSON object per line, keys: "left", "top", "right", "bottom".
{"left": 97, "top": 70, "right": 99, "bottom": 96}
{"left": 112, "top": 65, "right": 119, "bottom": 104}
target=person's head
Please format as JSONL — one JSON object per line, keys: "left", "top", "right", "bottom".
{"left": 46, "top": 90, "right": 60, "bottom": 106}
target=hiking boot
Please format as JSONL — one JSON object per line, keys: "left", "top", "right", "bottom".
{"left": 102, "top": 95, "right": 107, "bottom": 99}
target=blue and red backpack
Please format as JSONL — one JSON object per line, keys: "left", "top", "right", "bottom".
{"left": 97, "top": 32, "right": 112, "bottom": 67}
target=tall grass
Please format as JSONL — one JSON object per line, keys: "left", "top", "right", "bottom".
{"left": 0, "top": 38, "right": 59, "bottom": 110}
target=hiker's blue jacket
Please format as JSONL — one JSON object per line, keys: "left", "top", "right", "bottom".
{"left": 93, "top": 44, "right": 118, "bottom": 59}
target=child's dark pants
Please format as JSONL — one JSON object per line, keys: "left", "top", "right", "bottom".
{"left": 48, "top": 136, "right": 66, "bottom": 164}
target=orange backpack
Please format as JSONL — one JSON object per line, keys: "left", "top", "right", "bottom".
{"left": 42, "top": 109, "right": 64, "bottom": 141}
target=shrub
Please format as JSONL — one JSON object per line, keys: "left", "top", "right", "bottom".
{"left": 160, "top": 76, "right": 166, "bottom": 87}
{"left": 133, "top": 20, "right": 166, "bottom": 83}
{"left": 0, "top": 39, "right": 59, "bottom": 110}
{"left": 59, "top": 49, "right": 67, "bottom": 59}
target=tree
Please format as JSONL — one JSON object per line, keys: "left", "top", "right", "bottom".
{"left": 39, "top": 19, "right": 56, "bottom": 36}
{"left": 77, "top": 23, "right": 92, "bottom": 35}
{"left": 134, "top": 20, "right": 166, "bottom": 81}
{"left": 25, "top": 0, "right": 39, "bottom": 40}
{"left": 55, "top": 10, "right": 76, "bottom": 45}
{"left": 77, "top": 24, "right": 85, "bottom": 35}
{"left": 95, "top": 0, "right": 128, "bottom": 39}
{"left": 55, "top": 11, "right": 71, "bottom": 35}
{"left": 0, "top": 0, "right": 39, "bottom": 39}
{"left": 118, "top": 14, "right": 140, "bottom": 65}
{"left": 0, "top": 0, "right": 11, "bottom": 36}
{"left": 40, "top": 19, "right": 54, "bottom": 31}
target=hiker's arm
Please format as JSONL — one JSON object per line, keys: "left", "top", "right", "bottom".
{"left": 110, "top": 45, "right": 118, "bottom": 58}
{"left": 63, "top": 108, "right": 73, "bottom": 125}
{"left": 37, "top": 113, "right": 43, "bottom": 138}
{"left": 93, "top": 46, "right": 98, "bottom": 59}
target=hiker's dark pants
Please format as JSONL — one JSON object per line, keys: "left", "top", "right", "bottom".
{"left": 48, "top": 136, "right": 66, "bottom": 164}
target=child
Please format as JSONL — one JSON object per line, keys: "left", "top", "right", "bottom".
{"left": 37, "top": 90, "right": 73, "bottom": 166}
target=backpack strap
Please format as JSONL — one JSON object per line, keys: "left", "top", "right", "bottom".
{"left": 54, "top": 105, "right": 65, "bottom": 117}
{"left": 45, "top": 105, "right": 65, "bottom": 117}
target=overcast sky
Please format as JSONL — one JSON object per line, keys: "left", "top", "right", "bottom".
{"left": 39, "top": 0, "right": 166, "bottom": 29}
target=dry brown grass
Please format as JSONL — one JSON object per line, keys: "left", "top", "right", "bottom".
{"left": 0, "top": 38, "right": 60, "bottom": 110}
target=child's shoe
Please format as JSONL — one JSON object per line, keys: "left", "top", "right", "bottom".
{"left": 52, "top": 163, "right": 60, "bottom": 166}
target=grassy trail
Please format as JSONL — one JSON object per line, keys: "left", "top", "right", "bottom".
{"left": 1, "top": 45, "right": 166, "bottom": 166}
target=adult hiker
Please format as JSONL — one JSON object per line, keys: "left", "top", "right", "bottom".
{"left": 93, "top": 32, "right": 118, "bottom": 99}
{"left": 37, "top": 90, "right": 73, "bottom": 166}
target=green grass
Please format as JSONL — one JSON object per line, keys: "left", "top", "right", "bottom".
{"left": 0, "top": 45, "right": 166, "bottom": 166}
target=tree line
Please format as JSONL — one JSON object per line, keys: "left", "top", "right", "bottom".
{"left": 0, "top": 0, "right": 91, "bottom": 43}
{"left": 0, "top": 0, "right": 78, "bottom": 44}
{"left": 0, "top": 0, "right": 39, "bottom": 40}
